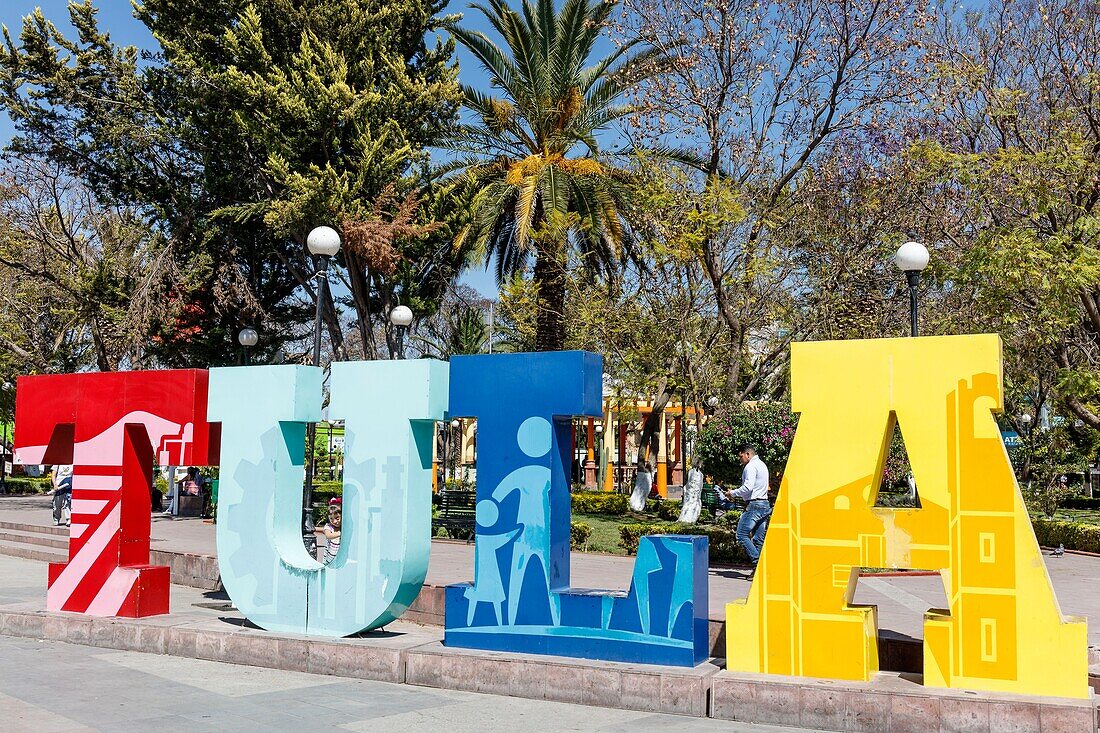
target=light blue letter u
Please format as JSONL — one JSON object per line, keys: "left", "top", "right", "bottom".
{"left": 208, "top": 360, "right": 448, "bottom": 636}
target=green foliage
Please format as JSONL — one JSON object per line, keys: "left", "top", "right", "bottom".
{"left": 571, "top": 491, "right": 629, "bottom": 515}
{"left": 696, "top": 403, "right": 797, "bottom": 485}
{"left": 902, "top": 3, "right": 1100, "bottom": 432}
{"left": 570, "top": 490, "right": 678, "bottom": 518}
{"left": 569, "top": 520, "right": 592, "bottom": 550}
{"left": 311, "top": 481, "right": 343, "bottom": 519}
{"left": 1031, "top": 518, "right": 1100, "bottom": 554}
{"left": 447, "top": 306, "right": 488, "bottom": 356}
{"left": 495, "top": 275, "right": 539, "bottom": 353}
{"left": 1013, "top": 425, "right": 1094, "bottom": 517}
{"left": 3, "top": 476, "right": 52, "bottom": 494}
{"left": 0, "top": 0, "right": 462, "bottom": 366}
{"left": 1062, "top": 497, "right": 1100, "bottom": 510}
{"left": 618, "top": 519, "right": 749, "bottom": 564}
{"left": 441, "top": 478, "right": 475, "bottom": 492}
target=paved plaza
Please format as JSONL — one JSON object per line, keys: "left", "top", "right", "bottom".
{"left": 0, "top": 634, "right": 820, "bottom": 733}
{"left": 2, "top": 494, "right": 1098, "bottom": 647}
{"left": 1, "top": 494, "right": 1098, "bottom": 732}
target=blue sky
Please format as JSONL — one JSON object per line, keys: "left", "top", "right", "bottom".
{"left": 0, "top": 1, "right": 985, "bottom": 302}
{"left": 0, "top": 0, "right": 501, "bottom": 297}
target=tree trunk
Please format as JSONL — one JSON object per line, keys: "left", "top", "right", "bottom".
{"left": 320, "top": 280, "right": 345, "bottom": 360}
{"left": 636, "top": 375, "right": 672, "bottom": 470}
{"left": 90, "top": 317, "right": 113, "bottom": 372}
{"left": 534, "top": 242, "right": 566, "bottom": 352}
{"left": 345, "top": 250, "right": 377, "bottom": 359}
{"left": 698, "top": 234, "right": 745, "bottom": 400}
{"left": 1056, "top": 343, "right": 1100, "bottom": 428}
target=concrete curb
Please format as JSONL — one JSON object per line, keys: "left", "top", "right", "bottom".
{"left": 710, "top": 670, "right": 1098, "bottom": 732}
{"left": 0, "top": 607, "right": 1095, "bottom": 732}
{"left": 405, "top": 640, "right": 720, "bottom": 717}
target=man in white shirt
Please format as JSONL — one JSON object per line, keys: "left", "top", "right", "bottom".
{"left": 722, "top": 445, "right": 771, "bottom": 570}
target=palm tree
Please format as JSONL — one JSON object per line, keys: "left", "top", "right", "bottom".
{"left": 445, "top": 0, "right": 661, "bottom": 351}
{"left": 448, "top": 306, "right": 489, "bottom": 356}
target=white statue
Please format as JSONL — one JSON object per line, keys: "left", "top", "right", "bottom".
{"left": 678, "top": 462, "right": 704, "bottom": 524}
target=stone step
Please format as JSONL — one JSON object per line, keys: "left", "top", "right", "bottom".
{"left": 0, "top": 528, "right": 69, "bottom": 550}
{"left": 0, "top": 538, "right": 66, "bottom": 564}
{"left": 0, "top": 520, "right": 67, "bottom": 537}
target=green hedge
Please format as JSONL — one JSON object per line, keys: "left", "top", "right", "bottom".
{"left": 619, "top": 517, "right": 750, "bottom": 564}
{"left": 570, "top": 491, "right": 684, "bottom": 520}
{"left": 3, "top": 476, "right": 52, "bottom": 494}
{"left": 1061, "top": 496, "right": 1100, "bottom": 510}
{"left": 570, "top": 521, "right": 592, "bottom": 550}
{"left": 1032, "top": 518, "right": 1100, "bottom": 553}
{"left": 571, "top": 491, "right": 629, "bottom": 514}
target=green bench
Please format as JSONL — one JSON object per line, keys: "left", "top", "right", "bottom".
{"left": 701, "top": 485, "right": 723, "bottom": 516}
{"left": 433, "top": 489, "right": 477, "bottom": 541}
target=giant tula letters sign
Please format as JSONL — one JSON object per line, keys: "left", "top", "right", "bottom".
{"left": 13, "top": 340, "right": 1080, "bottom": 690}
{"left": 725, "top": 335, "right": 1089, "bottom": 699}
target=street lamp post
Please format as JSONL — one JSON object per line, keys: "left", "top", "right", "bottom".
{"left": 237, "top": 327, "right": 258, "bottom": 366}
{"left": 303, "top": 225, "right": 342, "bottom": 551}
{"left": 389, "top": 305, "right": 414, "bottom": 359}
{"left": 895, "top": 241, "right": 930, "bottom": 337}
{"left": 450, "top": 418, "right": 461, "bottom": 486}
{"left": 307, "top": 226, "right": 341, "bottom": 367}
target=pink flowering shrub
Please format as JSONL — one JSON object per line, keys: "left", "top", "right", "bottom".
{"left": 696, "top": 402, "right": 798, "bottom": 485}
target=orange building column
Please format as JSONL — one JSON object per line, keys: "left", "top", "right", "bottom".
{"left": 584, "top": 418, "right": 597, "bottom": 488}
{"left": 655, "top": 411, "right": 669, "bottom": 498}
{"left": 603, "top": 414, "right": 616, "bottom": 493}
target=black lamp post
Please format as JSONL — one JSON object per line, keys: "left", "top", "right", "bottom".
{"left": 303, "top": 225, "right": 342, "bottom": 550}
{"left": 390, "top": 305, "right": 413, "bottom": 359}
{"left": 307, "top": 226, "right": 341, "bottom": 367}
{"left": 895, "top": 241, "right": 930, "bottom": 337}
{"left": 450, "top": 418, "right": 461, "bottom": 485}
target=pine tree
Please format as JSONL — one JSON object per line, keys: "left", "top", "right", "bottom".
{"left": 1, "top": 0, "right": 462, "bottom": 365}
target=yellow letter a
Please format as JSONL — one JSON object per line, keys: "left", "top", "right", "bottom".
{"left": 725, "top": 335, "right": 1088, "bottom": 699}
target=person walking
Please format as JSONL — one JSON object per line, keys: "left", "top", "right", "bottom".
{"left": 722, "top": 445, "right": 771, "bottom": 571}
{"left": 51, "top": 464, "right": 73, "bottom": 526}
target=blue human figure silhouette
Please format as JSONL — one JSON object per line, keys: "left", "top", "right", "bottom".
{"left": 463, "top": 499, "right": 520, "bottom": 625}
{"left": 492, "top": 416, "right": 556, "bottom": 625}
